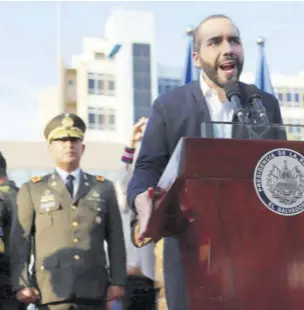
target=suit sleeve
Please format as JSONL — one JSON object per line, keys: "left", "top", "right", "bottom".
{"left": 9, "top": 183, "right": 34, "bottom": 292}
{"left": 105, "top": 182, "right": 127, "bottom": 286}
{"left": 127, "top": 100, "right": 170, "bottom": 210}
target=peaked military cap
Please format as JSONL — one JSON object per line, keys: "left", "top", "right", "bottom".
{"left": 44, "top": 113, "right": 87, "bottom": 142}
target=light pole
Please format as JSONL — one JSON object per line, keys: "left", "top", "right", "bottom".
{"left": 56, "top": 1, "right": 65, "bottom": 113}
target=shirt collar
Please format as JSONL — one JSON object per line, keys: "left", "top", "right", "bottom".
{"left": 200, "top": 73, "right": 218, "bottom": 98}
{"left": 200, "top": 73, "right": 233, "bottom": 107}
{"left": 55, "top": 166, "right": 81, "bottom": 183}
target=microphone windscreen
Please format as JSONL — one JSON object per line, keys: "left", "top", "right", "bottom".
{"left": 246, "top": 84, "right": 261, "bottom": 100}
{"left": 223, "top": 82, "right": 241, "bottom": 101}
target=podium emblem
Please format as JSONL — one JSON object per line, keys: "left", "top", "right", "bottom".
{"left": 254, "top": 148, "right": 304, "bottom": 216}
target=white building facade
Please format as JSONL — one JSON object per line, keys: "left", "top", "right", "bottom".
{"left": 39, "top": 9, "right": 158, "bottom": 144}
{"left": 241, "top": 72, "right": 304, "bottom": 139}
{"left": 74, "top": 10, "right": 157, "bottom": 144}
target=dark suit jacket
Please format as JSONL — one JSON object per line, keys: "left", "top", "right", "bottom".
{"left": 127, "top": 80, "right": 285, "bottom": 208}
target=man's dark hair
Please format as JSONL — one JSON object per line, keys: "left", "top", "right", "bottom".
{"left": 192, "top": 14, "right": 240, "bottom": 52}
{"left": 0, "top": 152, "right": 7, "bottom": 177}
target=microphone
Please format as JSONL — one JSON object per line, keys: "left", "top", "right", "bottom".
{"left": 246, "top": 84, "right": 269, "bottom": 124}
{"left": 224, "top": 82, "right": 246, "bottom": 123}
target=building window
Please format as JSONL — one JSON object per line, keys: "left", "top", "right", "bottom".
{"left": 158, "top": 85, "right": 163, "bottom": 94}
{"left": 96, "top": 75, "right": 105, "bottom": 95}
{"left": 87, "top": 73, "right": 115, "bottom": 96}
{"left": 294, "top": 93, "right": 300, "bottom": 102}
{"left": 278, "top": 93, "right": 283, "bottom": 102}
{"left": 294, "top": 92, "right": 300, "bottom": 106}
{"left": 287, "top": 118, "right": 293, "bottom": 133}
{"left": 132, "top": 43, "right": 152, "bottom": 122}
{"left": 109, "top": 114, "right": 115, "bottom": 125}
{"left": 97, "top": 113, "right": 105, "bottom": 130}
{"left": 108, "top": 109, "right": 116, "bottom": 131}
{"left": 95, "top": 52, "right": 105, "bottom": 60}
{"left": 133, "top": 43, "right": 150, "bottom": 58}
{"left": 107, "top": 76, "right": 116, "bottom": 96}
{"left": 88, "top": 107, "right": 116, "bottom": 131}
{"left": 88, "top": 108, "right": 96, "bottom": 129}
{"left": 97, "top": 80, "right": 104, "bottom": 91}
{"left": 295, "top": 119, "right": 301, "bottom": 133}
{"left": 88, "top": 78, "right": 95, "bottom": 94}
{"left": 158, "top": 77, "right": 181, "bottom": 95}
{"left": 286, "top": 92, "right": 292, "bottom": 105}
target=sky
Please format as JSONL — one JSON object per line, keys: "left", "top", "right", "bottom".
{"left": 1, "top": 0, "right": 304, "bottom": 140}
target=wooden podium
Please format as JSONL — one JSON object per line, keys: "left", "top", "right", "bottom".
{"left": 145, "top": 137, "right": 304, "bottom": 310}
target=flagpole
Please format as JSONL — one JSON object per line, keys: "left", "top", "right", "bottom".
{"left": 184, "top": 27, "right": 194, "bottom": 84}
{"left": 56, "top": 1, "right": 61, "bottom": 67}
{"left": 185, "top": 27, "right": 193, "bottom": 36}
{"left": 255, "top": 36, "right": 274, "bottom": 95}
{"left": 257, "top": 36, "right": 265, "bottom": 47}
{"left": 56, "top": 1, "right": 65, "bottom": 113}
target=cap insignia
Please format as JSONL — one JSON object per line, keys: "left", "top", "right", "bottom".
{"left": 62, "top": 116, "right": 74, "bottom": 129}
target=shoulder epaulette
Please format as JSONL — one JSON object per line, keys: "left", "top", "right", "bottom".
{"left": 0, "top": 185, "right": 10, "bottom": 193}
{"left": 31, "top": 176, "right": 42, "bottom": 183}
{"left": 96, "top": 175, "right": 105, "bottom": 182}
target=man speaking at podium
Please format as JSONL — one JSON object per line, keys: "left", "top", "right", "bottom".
{"left": 128, "top": 14, "right": 284, "bottom": 310}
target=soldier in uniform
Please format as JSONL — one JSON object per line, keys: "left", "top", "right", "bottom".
{"left": 0, "top": 151, "right": 24, "bottom": 310}
{"left": 9, "top": 113, "right": 127, "bottom": 310}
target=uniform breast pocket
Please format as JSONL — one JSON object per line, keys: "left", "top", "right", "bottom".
{"left": 88, "top": 202, "right": 107, "bottom": 226}
{"left": 36, "top": 201, "right": 61, "bottom": 227}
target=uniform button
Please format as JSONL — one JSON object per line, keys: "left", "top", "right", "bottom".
{"left": 71, "top": 205, "right": 76, "bottom": 210}
{"left": 72, "top": 221, "right": 78, "bottom": 227}
{"left": 46, "top": 208, "right": 50, "bottom": 212}
{"left": 40, "top": 266, "right": 45, "bottom": 271}
{"left": 97, "top": 207, "right": 101, "bottom": 211}
{"left": 74, "top": 255, "right": 80, "bottom": 260}
{"left": 73, "top": 238, "right": 79, "bottom": 244}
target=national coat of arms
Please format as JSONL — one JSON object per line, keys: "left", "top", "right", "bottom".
{"left": 253, "top": 148, "right": 304, "bottom": 216}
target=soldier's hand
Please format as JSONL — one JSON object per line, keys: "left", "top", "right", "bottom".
{"left": 129, "top": 117, "right": 148, "bottom": 147}
{"left": 134, "top": 188, "right": 153, "bottom": 242}
{"left": 106, "top": 285, "right": 125, "bottom": 301}
{"left": 16, "top": 287, "right": 40, "bottom": 304}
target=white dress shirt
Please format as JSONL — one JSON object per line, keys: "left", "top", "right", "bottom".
{"left": 200, "top": 75, "right": 235, "bottom": 138}
{"left": 55, "top": 166, "right": 81, "bottom": 198}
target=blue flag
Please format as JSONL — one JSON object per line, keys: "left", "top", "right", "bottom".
{"left": 255, "top": 38, "right": 274, "bottom": 94}
{"left": 184, "top": 36, "right": 193, "bottom": 84}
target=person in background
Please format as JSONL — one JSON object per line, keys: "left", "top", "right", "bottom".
{"left": 0, "top": 152, "right": 24, "bottom": 310}
{"left": 114, "top": 117, "right": 157, "bottom": 310}
{"left": 10, "top": 113, "right": 126, "bottom": 310}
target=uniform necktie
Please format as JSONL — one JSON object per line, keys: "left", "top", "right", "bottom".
{"left": 66, "top": 174, "right": 75, "bottom": 198}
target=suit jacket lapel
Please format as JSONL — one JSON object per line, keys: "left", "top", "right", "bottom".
{"left": 191, "top": 80, "right": 213, "bottom": 138}
{"left": 48, "top": 172, "right": 72, "bottom": 206}
{"left": 73, "top": 172, "right": 92, "bottom": 204}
